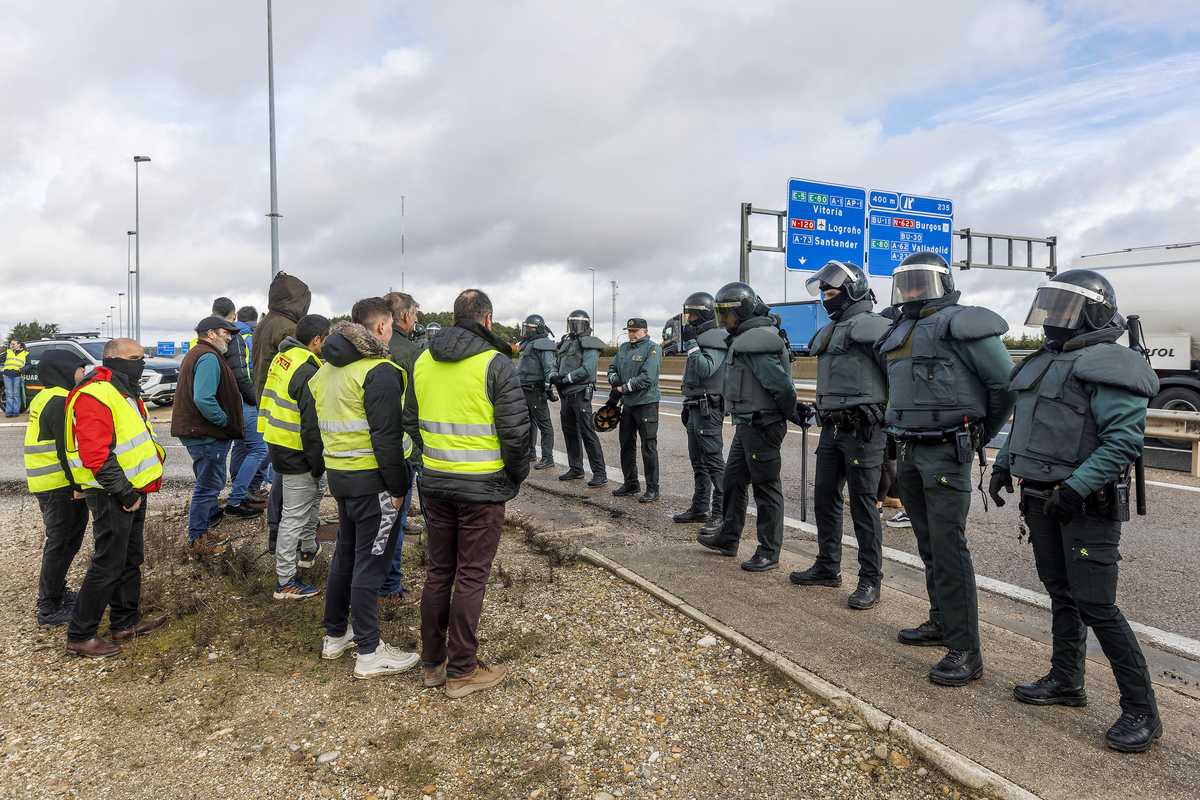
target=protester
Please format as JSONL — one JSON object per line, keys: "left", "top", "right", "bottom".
{"left": 414, "top": 289, "right": 530, "bottom": 698}
{"left": 259, "top": 314, "right": 330, "bottom": 600}
{"left": 173, "top": 316, "right": 247, "bottom": 555}
{"left": 236, "top": 305, "right": 271, "bottom": 503}
{"left": 25, "top": 350, "right": 90, "bottom": 628}
{"left": 311, "top": 298, "right": 417, "bottom": 679}
{"left": 3, "top": 339, "right": 27, "bottom": 417}
{"left": 63, "top": 338, "right": 166, "bottom": 657}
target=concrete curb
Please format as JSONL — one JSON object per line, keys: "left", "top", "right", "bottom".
{"left": 579, "top": 547, "right": 1042, "bottom": 800}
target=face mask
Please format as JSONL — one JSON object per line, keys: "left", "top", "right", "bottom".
{"left": 822, "top": 294, "right": 850, "bottom": 317}
{"left": 901, "top": 300, "right": 925, "bottom": 319}
{"left": 103, "top": 357, "right": 145, "bottom": 386}
{"left": 1043, "top": 325, "right": 1076, "bottom": 346}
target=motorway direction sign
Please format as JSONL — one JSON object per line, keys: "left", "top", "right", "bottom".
{"left": 866, "top": 192, "right": 953, "bottom": 278}
{"left": 785, "top": 179, "right": 867, "bottom": 272}
{"left": 180, "top": 342, "right": 189, "bottom": 354}
{"left": 157, "top": 342, "right": 175, "bottom": 356}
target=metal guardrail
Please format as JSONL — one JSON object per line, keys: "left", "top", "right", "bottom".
{"left": 598, "top": 374, "right": 1200, "bottom": 476}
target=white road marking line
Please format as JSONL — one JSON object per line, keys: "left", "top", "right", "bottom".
{"left": 543, "top": 449, "right": 1200, "bottom": 659}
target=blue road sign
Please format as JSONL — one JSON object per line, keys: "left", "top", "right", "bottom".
{"left": 786, "top": 179, "right": 867, "bottom": 272}
{"left": 180, "top": 342, "right": 189, "bottom": 354}
{"left": 157, "top": 342, "right": 175, "bottom": 356}
{"left": 866, "top": 192, "right": 953, "bottom": 278}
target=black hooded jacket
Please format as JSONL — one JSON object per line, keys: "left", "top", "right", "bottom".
{"left": 34, "top": 350, "right": 89, "bottom": 494}
{"left": 252, "top": 272, "right": 311, "bottom": 403}
{"left": 266, "top": 336, "right": 325, "bottom": 479}
{"left": 317, "top": 322, "right": 411, "bottom": 499}
{"left": 410, "top": 320, "right": 530, "bottom": 504}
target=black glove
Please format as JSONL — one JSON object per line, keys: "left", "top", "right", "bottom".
{"left": 789, "top": 403, "right": 814, "bottom": 427}
{"left": 548, "top": 374, "right": 564, "bottom": 390}
{"left": 1044, "top": 484, "right": 1085, "bottom": 524}
{"left": 681, "top": 325, "right": 698, "bottom": 342}
{"left": 608, "top": 386, "right": 623, "bottom": 405}
{"left": 988, "top": 466, "right": 1014, "bottom": 507}
{"left": 610, "top": 377, "right": 622, "bottom": 388}
{"left": 681, "top": 406, "right": 691, "bottom": 427}
{"left": 546, "top": 386, "right": 559, "bottom": 403}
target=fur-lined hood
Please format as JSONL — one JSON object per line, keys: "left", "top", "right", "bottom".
{"left": 321, "top": 321, "right": 391, "bottom": 367}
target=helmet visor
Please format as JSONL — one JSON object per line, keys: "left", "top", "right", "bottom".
{"left": 804, "top": 261, "right": 854, "bottom": 297}
{"left": 523, "top": 323, "right": 538, "bottom": 334}
{"left": 891, "top": 265, "right": 948, "bottom": 305}
{"left": 568, "top": 315, "right": 589, "bottom": 335}
{"left": 712, "top": 300, "right": 742, "bottom": 329}
{"left": 1023, "top": 282, "right": 1107, "bottom": 328}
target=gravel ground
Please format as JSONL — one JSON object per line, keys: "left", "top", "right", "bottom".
{"left": 0, "top": 491, "right": 980, "bottom": 800}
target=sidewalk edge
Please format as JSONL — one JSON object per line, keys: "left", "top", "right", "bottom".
{"left": 579, "top": 547, "right": 1042, "bottom": 800}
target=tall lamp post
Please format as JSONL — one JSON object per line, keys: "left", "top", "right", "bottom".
{"left": 110, "top": 307, "right": 116, "bottom": 339}
{"left": 588, "top": 267, "right": 595, "bottom": 323}
{"left": 266, "top": 0, "right": 281, "bottom": 277}
{"left": 117, "top": 293, "right": 125, "bottom": 338}
{"left": 127, "top": 231, "right": 136, "bottom": 336}
{"left": 133, "top": 157, "right": 151, "bottom": 343}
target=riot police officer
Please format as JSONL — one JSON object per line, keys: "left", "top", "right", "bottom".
{"left": 789, "top": 262, "right": 890, "bottom": 610}
{"left": 550, "top": 310, "right": 608, "bottom": 487}
{"left": 411, "top": 323, "right": 428, "bottom": 349}
{"left": 696, "top": 282, "right": 802, "bottom": 571}
{"left": 517, "top": 314, "right": 559, "bottom": 470}
{"left": 991, "top": 270, "right": 1162, "bottom": 752}
{"left": 607, "top": 318, "right": 662, "bottom": 502}
{"left": 876, "top": 251, "right": 1015, "bottom": 686}
{"left": 673, "top": 292, "right": 727, "bottom": 533}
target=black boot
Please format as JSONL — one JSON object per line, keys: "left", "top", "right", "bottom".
{"left": 534, "top": 456, "right": 556, "bottom": 470}
{"left": 788, "top": 563, "right": 842, "bottom": 587}
{"left": 1105, "top": 712, "right": 1163, "bottom": 753}
{"left": 846, "top": 582, "right": 880, "bottom": 610}
{"left": 558, "top": 470, "right": 584, "bottom": 481}
{"left": 611, "top": 482, "right": 640, "bottom": 497}
{"left": 586, "top": 475, "right": 609, "bottom": 488}
{"left": 897, "top": 619, "right": 944, "bottom": 647}
{"left": 697, "top": 516, "right": 723, "bottom": 535}
{"left": 1013, "top": 675, "right": 1088, "bottom": 707}
{"left": 672, "top": 508, "right": 709, "bottom": 523}
{"left": 928, "top": 649, "right": 983, "bottom": 686}
{"left": 696, "top": 533, "right": 738, "bottom": 557}
{"left": 637, "top": 489, "right": 659, "bottom": 503}
{"left": 740, "top": 555, "right": 779, "bottom": 572}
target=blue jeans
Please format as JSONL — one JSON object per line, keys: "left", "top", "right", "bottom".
{"left": 187, "top": 440, "right": 232, "bottom": 543}
{"left": 3, "top": 374, "right": 21, "bottom": 416}
{"left": 378, "top": 480, "right": 413, "bottom": 596}
{"left": 227, "top": 403, "right": 267, "bottom": 505}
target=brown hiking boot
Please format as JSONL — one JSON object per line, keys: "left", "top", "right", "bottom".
{"left": 190, "top": 533, "right": 229, "bottom": 557}
{"left": 424, "top": 660, "right": 447, "bottom": 687}
{"left": 445, "top": 663, "right": 507, "bottom": 699}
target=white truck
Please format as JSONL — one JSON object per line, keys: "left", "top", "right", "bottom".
{"left": 1074, "top": 242, "right": 1200, "bottom": 415}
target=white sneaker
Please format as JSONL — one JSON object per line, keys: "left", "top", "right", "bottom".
{"left": 886, "top": 511, "right": 912, "bottom": 529}
{"left": 322, "top": 625, "right": 357, "bottom": 659}
{"left": 353, "top": 642, "right": 420, "bottom": 679}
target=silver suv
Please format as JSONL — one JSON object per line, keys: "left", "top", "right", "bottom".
{"left": 23, "top": 334, "right": 179, "bottom": 406}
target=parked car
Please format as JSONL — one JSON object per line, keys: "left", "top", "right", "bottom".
{"left": 15, "top": 333, "right": 179, "bottom": 408}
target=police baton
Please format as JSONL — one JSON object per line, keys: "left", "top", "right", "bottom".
{"left": 800, "top": 423, "right": 809, "bottom": 522}
{"left": 1127, "top": 315, "right": 1150, "bottom": 515}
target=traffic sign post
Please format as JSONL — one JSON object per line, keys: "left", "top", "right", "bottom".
{"left": 180, "top": 342, "right": 189, "bottom": 355}
{"left": 157, "top": 342, "right": 175, "bottom": 357}
{"left": 785, "top": 179, "right": 867, "bottom": 272}
{"left": 866, "top": 192, "right": 953, "bottom": 277}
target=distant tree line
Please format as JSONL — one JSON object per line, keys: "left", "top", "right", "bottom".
{"left": 5, "top": 321, "right": 59, "bottom": 343}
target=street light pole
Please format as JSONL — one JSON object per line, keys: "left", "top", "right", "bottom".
{"left": 266, "top": 0, "right": 281, "bottom": 278}
{"left": 588, "top": 267, "right": 595, "bottom": 323}
{"left": 110, "top": 307, "right": 116, "bottom": 339}
{"left": 133, "top": 157, "right": 151, "bottom": 343}
{"left": 117, "top": 293, "right": 124, "bottom": 338}
{"left": 127, "top": 231, "right": 136, "bottom": 336}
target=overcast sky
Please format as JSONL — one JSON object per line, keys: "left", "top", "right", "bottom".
{"left": 2, "top": 0, "right": 1199, "bottom": 346}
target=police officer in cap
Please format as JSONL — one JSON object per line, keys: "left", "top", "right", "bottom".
{"left": 517, "top": 314, "right": 559, "bottom": 470}
{"left": 673, "top": 293, "right": 727, "bottom": 533}
{"left": 876, "top": 251, "right": 1015, "bottom": 686}
{"left": 550, "top": 310, "right": 608, "bottom": 487}
{"left": 992, "top": 270, "right": 1162, "bottom": 752}
{"left": 790, "top": 262, "right": 890, "bottom": 610}
{"left": 607, "top": 318, "right": 662, "bottom": 502}
{"left": 696, "top": 282, "right": 804, "bottom": 571}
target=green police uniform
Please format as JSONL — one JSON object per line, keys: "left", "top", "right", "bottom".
{"left": 607, "top": 330, "right": 662, "bottom": 494}
{"left": 996, "top": 327, "right": 1159, "bottom": 719}
{"left": 517, "top": 333, "right": 559, "bottom": 462}
{"left": 877, "top": 292, "right": 1015, "bottom": 653}
{"left": 680, "top": 322, "right": 727, "bottom": 520}
{"left": 556, "top": 333, "right": 607, "bottom": 480}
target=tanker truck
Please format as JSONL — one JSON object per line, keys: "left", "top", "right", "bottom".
{"left": 1074, "top": 243, "right": 1200, "bottom": 415}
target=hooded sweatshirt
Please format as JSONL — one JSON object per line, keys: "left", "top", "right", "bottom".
{"left": 316, "top": 322, "right": 411, "bottom": 499}
{"left": 32, "top": 349, "right": 89, "bottom": 494}
{"left": 266, "top": 335, "right": 325, "bottom": 479}
{"left": 252, "top": 272, "right": 311, "bottom": 403}
{"left": 411, "top": 320, "right": 531, "bottom": 504}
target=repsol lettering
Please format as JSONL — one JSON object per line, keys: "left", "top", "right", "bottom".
{"left": 1148, "top": 348, "right": 1176, "bottom": 358}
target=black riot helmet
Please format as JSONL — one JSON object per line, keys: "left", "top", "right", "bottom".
{"left": 567, "top": 309, "right": 591, "bottom": 336}
{"left": 523, "top": 314, "right": 547, "bottom": 337}
{"left": 682, "top": 292, "right": 715, "bottom": 326}
{"left": 891, "top": 251, "right": 955, "bottom": 305}
{"left": 1024, "top": 269, "right": 1117, "bottom": 335}
{"left": 805, "top": 260, "right": 871, "bottom": 302}
{"left": 713, "top": 282, "right": 762, "bottom": 329}
{"left": 410, "top": 323, "right": 426, "bottom": 341}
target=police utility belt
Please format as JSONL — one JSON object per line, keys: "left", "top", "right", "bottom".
{"left": 892, "top": 419, "right": 983, "bottom": 464}
{"left": 683, "top": 394, "right": 722, "bottom": 416}
{"left": 1019, "top": 471, "right": 1133, "bottom": 523}
{"left": 821, "top": 403, "right": 884, "bottom": 441}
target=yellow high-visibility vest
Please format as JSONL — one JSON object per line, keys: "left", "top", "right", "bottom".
{"left": 414, "top": 349, "right": 503, "bottom": 475}
{"left": 309, "top": 358, "right": 412, "bottom": 472}
{"left": 3, "top": 349, "right": 28, "bottom": 372}
{"left": 65, "top": 379, "right": 164, "bottom": 491}
{"left": 24, "top": 387, "right": 69, "bottom": 493}
{"left": 258, "top": 345, "right": 321, "bottom": 450}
